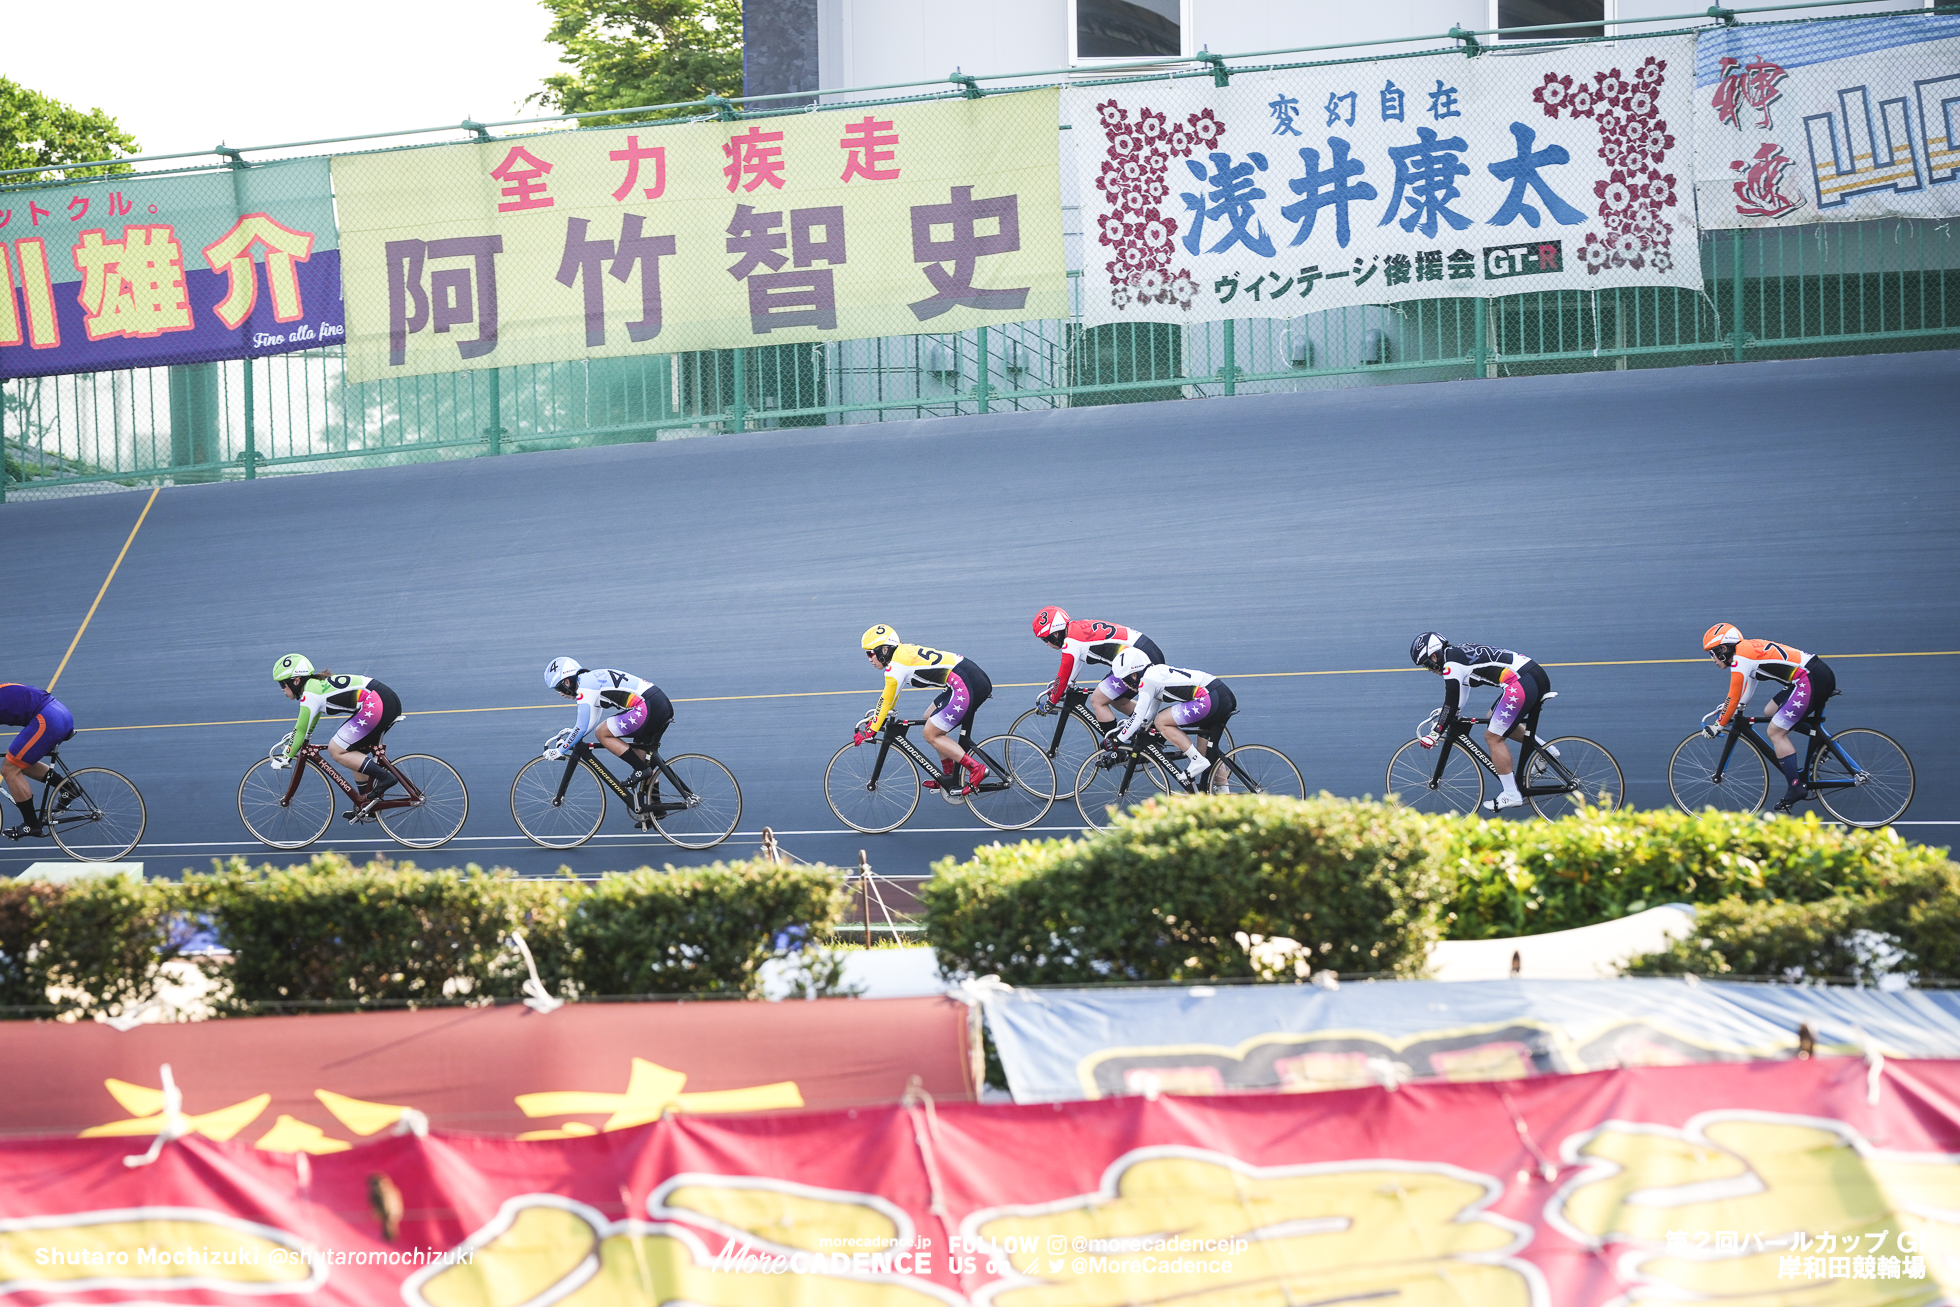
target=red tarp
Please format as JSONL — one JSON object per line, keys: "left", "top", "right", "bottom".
{"left": 1, "top": 1057, "right": 1956, "bottom": 1304}
{"left": 0, "top": 997, "right": 975, "bottom": 1144}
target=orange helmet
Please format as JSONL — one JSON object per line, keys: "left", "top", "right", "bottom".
{"left": 1032, "top": 605, "right": 1070, "bottom": 647}
{"left": 1702, "top": 622, "right": 1743, "bottom": 651}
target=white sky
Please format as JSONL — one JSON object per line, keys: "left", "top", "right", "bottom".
{"left": 2, "top": 0, "right": 575, "bottom": 163}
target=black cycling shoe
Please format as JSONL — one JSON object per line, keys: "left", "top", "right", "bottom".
{"left": 624, "top": 768, "right": 653, "bottom": 789}
{"left": 1772, "top": 783, "right": 1810, "bottom": 814}
{"left": 368, "top": 770, "right": 398, "bottom": 795}
{"left": 3, "top": 822, "right": 50, "bottom": 840}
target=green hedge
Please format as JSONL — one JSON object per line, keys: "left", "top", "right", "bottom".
{"left": 0, "top": 854, "right": 846, "bottom": 1018}
{"left": 923, "top": 793, "right": 1447, "bottom": 984}
{"left": 1439, "top": 808, "right": 1954, "bottom": 939}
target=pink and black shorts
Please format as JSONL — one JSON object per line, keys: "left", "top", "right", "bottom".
{"left": 330, "top": 681, "right": 403, "bottom": 753}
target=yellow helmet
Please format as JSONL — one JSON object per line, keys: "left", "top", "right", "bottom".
{"left": 860, "top": 624, "right": 900, "bottom": 651}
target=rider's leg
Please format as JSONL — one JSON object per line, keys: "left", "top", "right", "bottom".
{"left": 1089, "top": 674, "right": 1131, "bottom": 725}
{"left": 329, "top": 689, "right": 399, "bottom": 796}
{"left": 1484, "top": 671, "right": 1539, "bottom": 807}
{"left": 1, "top": 758, "right": 39, "bottom": 832}
{"left": 3, "top": 709, "right": 65, "bottom": 834}
{"left": 1159, "top": 685, "right": 1224, "bottom": 778}
{"left": 1767, "top": 671, "right": 1817, "bottom": 805}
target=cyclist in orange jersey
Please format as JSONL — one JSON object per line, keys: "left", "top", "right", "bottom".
{"left": 1701, "top": 623, "right": 1837, "bottom": 812}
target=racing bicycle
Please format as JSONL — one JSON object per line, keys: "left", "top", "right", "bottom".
{"left": 1384, "top": 692, "right": 1623, "bottom": 817}
{"left": 510, "top": 737, "right": 742, "bottom": 850}
{"left": 824, "top": 716, "right": 1055, "bottom": 835}
{"left": 1074, "top": 725, "right": 1303, "bottom": 831}
{"left": 239, "top": 737, "right": 468, "bottom": 850}
{"left": 1668, "top": 700, "right": 1912, "bottom": 828}
{"left": 1010, "top": 681, "right": 1230, "bottom": 800}
{"left": 0, "top": 748, "right": 145, "bottom": 862}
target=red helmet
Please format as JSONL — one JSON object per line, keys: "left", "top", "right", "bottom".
{"left": 1033, "top": 606, "right": 1070, "bottom": 647}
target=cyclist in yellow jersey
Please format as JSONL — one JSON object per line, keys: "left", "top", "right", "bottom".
{"left": 854, "top": 625, "right": 992, "bottom": 795}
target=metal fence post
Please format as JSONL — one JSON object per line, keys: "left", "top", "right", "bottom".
{"left": 731, "top": 348, "right": 748, "bottom": 431}
{"left": 975, "top": 326, "right": 991, "bottom": 414}
{"left": 1730, "top": 229, "right": 1747, "bottom": 363}
{"left": 1221, "top": 320, "right": 1237, "bottom": 396}
{"left": 241, "top": 357, "right": 257, "bottom": 478}
{"left": 485, "top": 368, "right": 504, "bottom": 455}
{"left": 1472, "top": 297, "right": 1489, "bottom": 378}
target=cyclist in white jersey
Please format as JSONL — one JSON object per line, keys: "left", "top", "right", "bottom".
{"left": 1108, "top": 647, "right": 1238, "bottom": 781}
{"left": 1410, "top": 632, "right": 1551, "bottom": 812}
{"left": 543, "top": 657, "right": 674, "bottom": 788}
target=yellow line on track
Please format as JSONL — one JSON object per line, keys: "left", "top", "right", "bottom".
{"left": 71, "top": 650, "right": 1960, "bottom": 736}
{"left": 47, "top": 487, "right": 160, "bottom": 693}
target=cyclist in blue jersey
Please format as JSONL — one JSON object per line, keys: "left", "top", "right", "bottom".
{"left": 0, "top": 683, "right": 76, "bottom": 839}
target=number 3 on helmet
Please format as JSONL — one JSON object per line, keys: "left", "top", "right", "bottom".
{"left": 1032, "top": 605, "right": 1070, "bottom": 647}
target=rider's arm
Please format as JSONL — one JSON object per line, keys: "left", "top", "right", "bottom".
{"left": 1438, "top": 673, "right": 1464, "bottom": 726}
{"left": 1117, "top": 668, "right": 1168, "bottom": 742}
{"left": 287, "top": 683, "right": 327, "bottom": 755}
{"left": 1047, "top": 647, "right": 1078, "bottom": 704}
{"left": 865, "top": 666, "right": 902, "bottom": 733}
{"left": 1717, "top": 666, "right": 1750, "bottom": 727}
{"left": 569, "top": 678, "right": 600, "bottom": 744}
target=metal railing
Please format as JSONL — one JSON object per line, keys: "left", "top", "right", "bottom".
{"left": 3, "top": 3, "right": 1955, "bottom": 499}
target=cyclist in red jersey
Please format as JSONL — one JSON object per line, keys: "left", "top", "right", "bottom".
{"left": 1030, "top": 606, "right": 1166, "bottom": 728}
{"left": 1702, "top": 623, "right": 1837, "bottom": 812}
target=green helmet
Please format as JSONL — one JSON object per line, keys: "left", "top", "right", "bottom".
{"left": 272, "top": 652, "right": 314, "bottom": 684}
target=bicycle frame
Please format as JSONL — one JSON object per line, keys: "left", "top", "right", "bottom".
{"left": 548, "top": 741, "right": 698, "bottom": 817}
{"left": 1705, "top": 712, "right": 1867, "bottom": 792}
{"left": 861, "top": 719, "right": 1013, "bottom": 796}
{"left": 278, "top": 741, "right": 423, "bottom": 813}
{"left": 1100, "top": 725, "right": 1239, "bottom": 794}
{"left": 1418, "top": 709, "right": 1579, "bottom": 797}
{"left": 34, "top": 751, "right": 93, "bottom": 837}
{"left": 1030, "top": 682, "right": 1127, "bottom": 756}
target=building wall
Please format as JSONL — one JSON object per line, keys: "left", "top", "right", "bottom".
{"left": 744, "top": 0, "right": 821, "bottom": 98}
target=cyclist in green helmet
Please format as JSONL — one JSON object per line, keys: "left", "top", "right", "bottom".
{"left": 271, "top": 653, "right": 404, "bottom": 809}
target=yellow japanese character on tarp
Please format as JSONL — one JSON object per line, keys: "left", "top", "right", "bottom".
{"left": 407, "top": 1181, "right": 961, "bottom": 1307}
{"left": 965, "top": 1147, "right": 1540, "bottom": 1307}
{"left": 201, "top": 213, "right": 314, "bottom": 329}
{"left": 1548, "top": 1112, "right": 1960, "bottom": 1305}
{"left": 78, "top": 1075, "right": 268, "bottom": 1142}
{"left": 72, "top": 225, "right": 195, "bottom": 339}
{"left": 0, "top": 1209, "right": 321, "bottom": 1295}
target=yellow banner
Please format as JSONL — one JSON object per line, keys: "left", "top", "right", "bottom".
{"left": 333, "top": 90, "right": 1066, "bottom": 383}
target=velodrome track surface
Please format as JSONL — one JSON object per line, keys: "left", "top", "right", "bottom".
{"left": 1, "top": 349, "right": 1953, "bottom": 879}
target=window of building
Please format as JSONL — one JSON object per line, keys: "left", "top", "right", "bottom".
{"left": 1495, "top": 0, "right": 1606, "bottom": 40}
{"left": 1071, "top": 0, "right": 1186, "bottom": 63}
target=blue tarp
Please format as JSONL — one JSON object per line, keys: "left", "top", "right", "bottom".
{"left": 979, "top": 978, "right": 1960, "bottom": 1102}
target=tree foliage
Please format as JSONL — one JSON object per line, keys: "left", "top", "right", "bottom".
{"left": 530, "top": 0, "right": 743, "bottom": 120}
{"left": 0, "top": 78, "right": 138, "bottom": 182}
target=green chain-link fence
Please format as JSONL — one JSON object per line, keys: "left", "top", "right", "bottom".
{"left": 4, "top": 5, "right": 1955, "bottom": 500}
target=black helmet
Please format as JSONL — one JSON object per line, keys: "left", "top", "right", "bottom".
{"left": 1410, "top": 631, "right": 1447, "bottom": 670}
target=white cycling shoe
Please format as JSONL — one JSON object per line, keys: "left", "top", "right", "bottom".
{"left": 1482, "top": 791, "right": 1526, "bottom": 812}
{"left": 1181, "top": 755, "right": 1212, "bottom": 781}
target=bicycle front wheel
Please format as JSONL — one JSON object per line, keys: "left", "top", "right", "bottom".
{"left": 1668, "top": 732, "right": 1768, "bottom": 815}
{"left": 1074, "top": 751, "right": 1171, "bottom": 832}
{"left": 649, "top": 754, "right": 743, "bottom": 850}
{"left": 1208, "top": 744, "right": 1305, "bottom": 800}
{"left": 239, "top": 758, "right": 335, "bottom": 850}
{"left": 1814, "top": 728, "right": 1914, "bottom": 829}
{"left": 374, "top": 754, "right": 469, "bottom": 850}
{"left": 1008, "top": 708, "right": 1104, "bottom": 801}
{"left": 825, "top": 743, "right": 920, "bottom": 834}
{"left": 966, "top": 734, "right": 1056, "bottom": 831}
{"left": 48, "top": 768, "right": 145, "bottom": 862}
{"left": 1385, "top": 739, "right": 1483, "bottom": 815}
{"left": 511, "top": 756, "right": 606, "bottom": 849}
{"left": 1527, "top": 737, "right": 1624, "bottom": 819}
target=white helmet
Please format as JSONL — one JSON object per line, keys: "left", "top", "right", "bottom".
{"left": 545, "top": 657, "right": 582, "bottom": 693}
{"left": 1112, "top": 647, "right": 1151, "bottom": 685}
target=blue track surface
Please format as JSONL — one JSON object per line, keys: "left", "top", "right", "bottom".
{"left": 3, "top": 350, "right": 1953, "bottom": 878}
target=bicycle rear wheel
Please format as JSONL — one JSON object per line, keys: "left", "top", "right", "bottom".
{"left": 1814, "top": 728, "right": 1914, "bottom": 829}
{"left": 374, "top": 754, "right": 469, "bottom": 850}
{"left": 239, "top": 758, "right": 335, "bottom": 850}
{"left": 648, "top": 754, "right": 742, "bottom": 850}
{"left": 48, "top": 768, "right": 145, "bottom": 862}
{"left": 511, "top": 756, "right": 606, "bottom": 849}
{"left": 966, "top": 734, "right": 1056, "bottom": 831}
{"left": 1385, "top": 739, "right": 1483, "bottom": 815}
{"left": 1008, "top": 708, "right": 1103, "bottom": 801}
{"left": 1074, "top": 751, "right": 1171, "bottom": 832}
{"left": 825, "top": 743, "right": 920, "bottom": 834}
{"left": 1208, "top": 744, "right": 1305, "bottom": 799}
{"left": 1527, "top": 737, "right": 1624, "bottom": 819}
{"left": 1668, "top": 733, "right": 1768, "bottom": 815}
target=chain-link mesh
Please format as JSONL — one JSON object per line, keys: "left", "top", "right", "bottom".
{"left": 4, "top": 6, "right": 1956, "bottom": 500}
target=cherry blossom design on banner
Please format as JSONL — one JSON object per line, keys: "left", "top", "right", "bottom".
{"left": 1090, "top": 99, "right": 1208, "bottom": 311}
{"left": 1532, "top": 54, "right": 1679, "bottom": 276}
